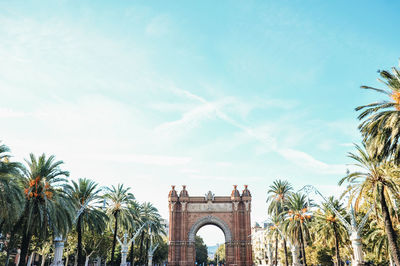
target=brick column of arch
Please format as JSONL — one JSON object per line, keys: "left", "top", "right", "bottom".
{"left": 168, "top": 185, "right": 253, "bottom": 266}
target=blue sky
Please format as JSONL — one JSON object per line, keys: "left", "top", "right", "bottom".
{"left": 1, "top": 0, "right": 399, "bottom": 245}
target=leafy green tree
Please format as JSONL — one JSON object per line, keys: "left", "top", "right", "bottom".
{"left": 81, "top": 228, "right": 113, "bottom": 265}
{"left": 195, "top": 236, "right": 208, "bottom": 265}
{"left": 215, "top": 244, "right": 225, "bottom": 264}
{"left": 104, "top": 184, "right": 135, "bottom": 264}
{"left": 69, "top": 178, "right": 108, "bottom": 266}
{"left": 316, "top": 247, "right": 333, "bottom": 266}
{"left": 18, "top": 153, "right": 73, "bottom": 266}
{"left": 356, "top": 64, "right": 400, "bottom": 163}
{"left": 339, "top": 143, "right": 400, "bottom": 265}
{"left": 312, "top": 197, "right": 348, "bottom": 265}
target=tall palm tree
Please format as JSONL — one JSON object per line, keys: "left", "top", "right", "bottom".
{"left": 104, "top": 184, "right": 135, "bottom": 264}
{"left": 137, "top": 202, "right": 166, "bottom": 264}
{"left": 18, "top": 153, "right": 74, "bottom": 266}
{"left": 69, "top": 178, "right": 108, "bottom": 266}
{"left": 267, "top": 180, "right": 292, "bottom": 266}
{"left": 312, "top": 197, "right": 348, "bottom": 265}
{"left": 282, "top": 192, "right": 312, "bottom": 266}
{"left": 0, "top": 143, "right": 24, "bottom": 233}
{"left": 128, "top": 200, "right": 141, "bottom": 266}
{"left": 267, "top": 215, "right": 281, "bottom": 266}
{"left": 339, "top": 143, "right": 400, "bottom": 265}
{"left": 0, "top": 143, "right": 25, "bottom": 266}
{"left": 356, "top": 64, "right": 400, "bottom": 163}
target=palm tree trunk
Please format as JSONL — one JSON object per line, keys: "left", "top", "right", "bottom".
{"left": 380, "top": 186, "right": 400, "bottom": 266}
{"left": 299, "top": 224, "right": 307, "bottom": 266}
{"left": 77, "top": 215, "right": 84, "bottom": 266}
{"left": 283, "top": 238, "right": 289, "bottom": 266}
{"left": 333, "top": 224, "right": 341, "bottom": 266}
{"left": 111, "top": 212, "right": 119, "bottom": 264}
{"left": 5, "top": 218, "right": 21, "bottom": 266}
{"left": 139, "top": 231, "right": 145, "bottom": 263}
{"left": 130, "top": 240, "right": 134, "bottom": 266}
{"left": 0, "top": 219, "right": 4, "bottom": 233}
{"left": 41, "top": 254, "right": 46, "bottom": 266}
{"left": 145, "top": 236, "right": 150, "bottom": 264}
{"left": 74, "top": 251, "right": 78, "bottom": 266}
{"left": 274, "top": 235, "right": 278, "bottom": 266}
{"left": 19, "top": 229, "right": 32, "bottom": 266}
{"left": 27, "top": 252, "right": 34, "bottom": 266}
{"left": 65, "top": 254, "right": 69, "bottom": 266}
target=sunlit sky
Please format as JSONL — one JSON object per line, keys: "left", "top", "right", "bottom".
{"left": 1, "top": 0, "right": 399, "bottom": 246}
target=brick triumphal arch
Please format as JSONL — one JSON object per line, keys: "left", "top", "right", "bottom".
{"left": 168, "top": 185, "right": 253, "bottom": 266}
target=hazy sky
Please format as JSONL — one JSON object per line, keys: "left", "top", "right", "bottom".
{"left": 1, "top": 0, "right": 399, "bottom": 245}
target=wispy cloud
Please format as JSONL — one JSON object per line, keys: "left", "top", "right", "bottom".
{"left": 157, "top": 87, "right": 351, "bottom": 175}
{"left": 87, "top": 153, "right": 192, "bottom": 166}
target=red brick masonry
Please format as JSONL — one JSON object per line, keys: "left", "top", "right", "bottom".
{"left": 168, "top": 185, "right": 253, "bottom": 266}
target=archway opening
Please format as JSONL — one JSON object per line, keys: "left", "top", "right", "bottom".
{"left": 196, "top": 224, "right": 226, "bottom": 265}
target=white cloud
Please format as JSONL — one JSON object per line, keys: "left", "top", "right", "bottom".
{"left": 278, "top": 148, "right": 347, "bottom": 175}
{"left": 0, "top": 108, "right": 29, "bottom": 118}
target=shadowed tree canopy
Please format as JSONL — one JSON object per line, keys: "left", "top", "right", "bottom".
{"left": 195, "top": 235, "right": 208, "bottom": 265}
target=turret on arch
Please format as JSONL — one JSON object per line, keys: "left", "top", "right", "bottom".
{"left": 168, "top": 185, "right": 253, "bottom": 266}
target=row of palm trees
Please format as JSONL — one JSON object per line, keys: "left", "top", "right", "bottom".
{"left": 0, "top": 145, "right": 166, "bottom": 265}
{"left": 264, "top": 62, "right": 400, "bottom": 265}
{"left": 266, "top": 180, "right": 348, "bottom": 265}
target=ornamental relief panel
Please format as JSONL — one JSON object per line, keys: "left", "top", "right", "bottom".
{"left": 186, "top": 202, "right": 233, "bottom": 212}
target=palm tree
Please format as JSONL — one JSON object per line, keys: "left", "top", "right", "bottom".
{"left": 356, "top": 64, "right": 400, "bottom": 163}
{"left": 137, "top": 202, "right": 166, "bottom": 264}
{"left": 282, "top": 192, "right": 312, "bottom": 266}
{"left": 339, "top": 143, "right": 400, "bottom": 265}
{"left": 104, "top": 184, "right": 135, "bottom": 264}
{"left": 267, "top": 215, "right": 281, "bottom": 266}
{"left": 69, "top": 178, "right": 108, "bottom": 266}
{"left": 18, "top": 153, "right": 74, "bottom": 266}
{"left": 0, "top": 143, "right": 25, "bottom": 266}
{"left": 0, "top": 143, "right": 24, "bottom": 233}
{"left": 267, "top": 180, "right": 292, "bottom": 266}
{"left": 365, "top": 218, "right": 390, "bottom": 264}
{"left": 340, "top": 143, "right": 400, "bottom": 263}
{"left": 312, "top": 197, "right": 348, "bottom": 265}
{"left": 128, "top": 200, "right": 141, "bottom": 266}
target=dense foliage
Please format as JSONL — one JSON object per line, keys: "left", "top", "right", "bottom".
{"left": 195, "top": 236, "right": 208, "bottom": 265}
{"left": 0, "top": 144, "right": 167, "bottom": 266}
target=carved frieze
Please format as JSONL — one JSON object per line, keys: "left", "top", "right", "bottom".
{"left": 186, "top": 202, "right": 233, "bottom": 212}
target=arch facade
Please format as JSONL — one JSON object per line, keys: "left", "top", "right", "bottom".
{"left": 168, "top": 185, "right": 253, "bottom": 266}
